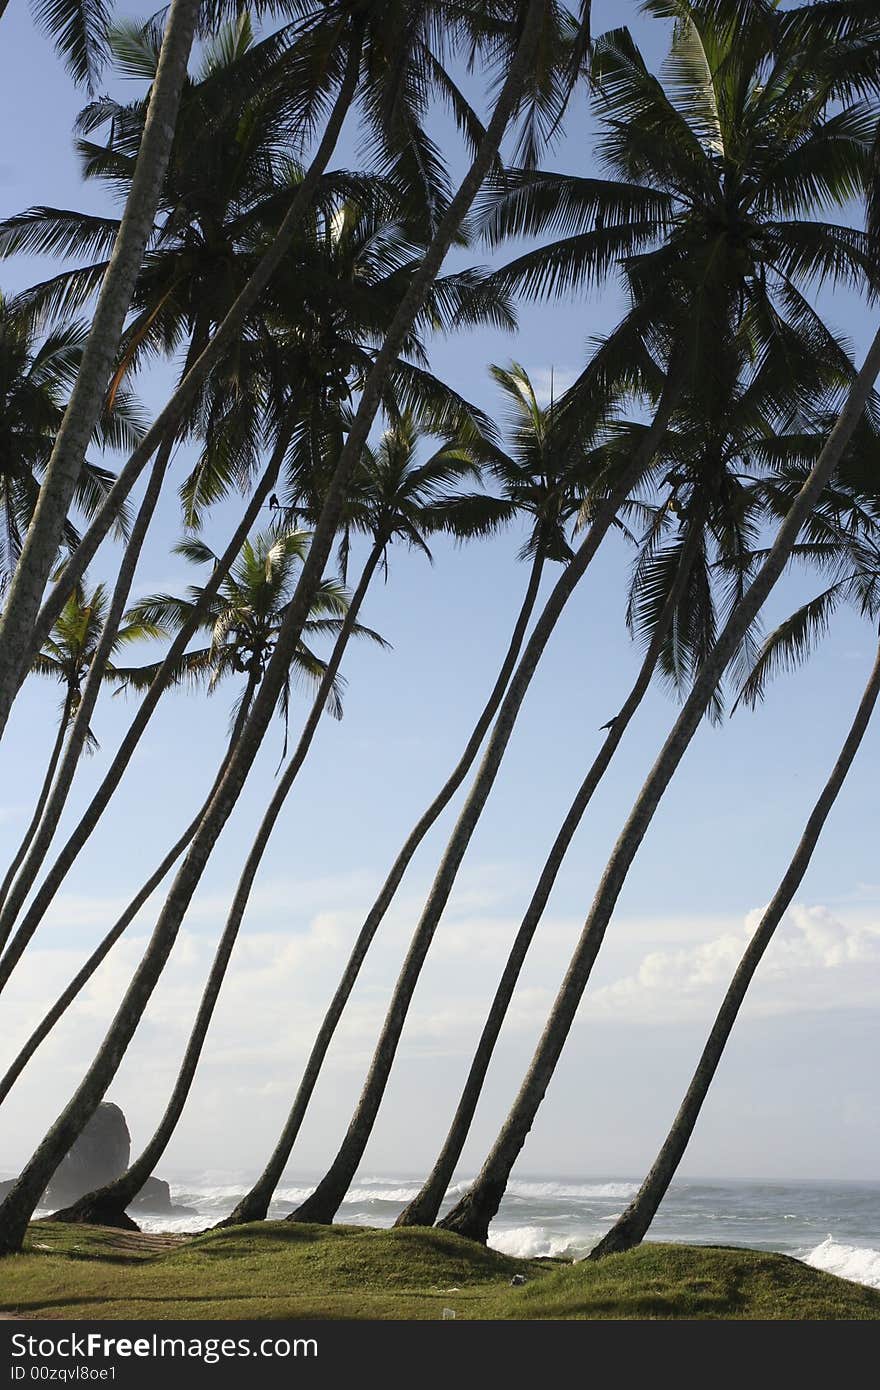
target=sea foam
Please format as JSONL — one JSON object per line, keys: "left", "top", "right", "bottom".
{"left": 803, "top": 1236, "right": 880, "bottom": 1290}
{"left": 488, "top": 1224, "right": 591, "bottom": 1260}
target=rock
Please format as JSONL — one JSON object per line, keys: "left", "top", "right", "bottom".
{"left": 130, "top": 1176, "right": 173, "bottom": 1212}
{"left": 1, "top": 1103, "right": 183, "bottom": 1216}
{"left": 45, "top": 1103, "right": 130, "bottom": 1206}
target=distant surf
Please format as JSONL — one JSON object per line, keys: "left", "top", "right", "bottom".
{"left": 36, "top": 1174, "right": 880, "bottom": 1291}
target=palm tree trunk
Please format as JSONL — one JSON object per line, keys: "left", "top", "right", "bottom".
{"left": 0, "top": 0, "right": 200, "bottom": 740}
{"left": 0, "top": 689, "right": 74, "bottom": 918}
{"left": 0, "top": 436, "right": 174, "bottom": 968}
{"left": 0, "top": 9, "right": 546, "bottom": 1254}
{"left": 12, "top": 30, "right": 365, "bottom": 692}
{"left": 286, "top": 385, "right": 682, "bottom": 1229}
{"left": 589, "top": 634, "right": 880, "bottom": 1259}
{"left": 50, "top": 539, "right": 386, "bottom": 1228}
{"left": 396, "top": 519, "right": 704, "bottom": 1228}
{"left": 439, "top": 326, "right": 880, "bottom": 1244}
{"left": 0, "top": 441, "right": 285, "bottom": 994}
{"left": 220, "top": 555, "right": 550, "bottom": 1228}
{"left": 0, "top": 670, "right": 259, "bottom": 1112}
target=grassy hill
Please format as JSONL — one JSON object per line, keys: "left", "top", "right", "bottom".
{"left": 0, "top": 1222, "right": 878, "bottom": 1320}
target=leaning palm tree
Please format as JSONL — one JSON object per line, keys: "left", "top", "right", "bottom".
{"left": 0, "top": 580, "right": 159, "bottom": 920}
{"left": 280, "top": 339, "right": 673, "bottom": 1228}
{"left": 0, "top": 1, "right": 561, "bottom": 1254}
{"left": 396, "top": 320, "right": 862, "bottom": 1228}
{"left": 0, "top": 0, "right": 205, "bottom": 726}
{"left": 0, "top": 21, "right": 331, "bottom": 946}
{"left": 221, "top": 365, "right": 608, "bottom": 1226}
{"left": 591, "top": 526, "right": 880, "bottom": 1258}
{"left": 0, "top": 523, "right": 371, "bottom": 997}
{"left": 0, "top": 85, "right": 510, "bottom": 960}
{"left": 0, "top": 485, "right": 387, "bottom": 1105}
{"left": 435, "top": 0, "right": 880, "bottom": 1242}
{"left": 0, "top": 0, "right": 519, "bottom": 738}
{"left": 46, "top": 413, "right": 487, "bottom": 1228}
{"left": 285, "top": 0, "right": 878, "bottom": 1228}
{"left": 439, "top": 333, "right": 880, "bottom": 1243}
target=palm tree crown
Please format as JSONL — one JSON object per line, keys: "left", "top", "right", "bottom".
{"left": 119, "top": 527, "right": 386, "bottom": 734}
{"left": 0, "top": 294, "right": 140, "bottom": 588}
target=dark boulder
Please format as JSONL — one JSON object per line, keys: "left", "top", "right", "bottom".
{"left": 1, "top": 1103, "right": 190, "bottom": 1216}
{"left": 130, "top": 1176, "right": 173, "bottom": 1212}
{"left": 45, "top": 1102, "right": 130, "bottom": 1205}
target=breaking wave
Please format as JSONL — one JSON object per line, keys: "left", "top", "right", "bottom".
{"left": 487, "top": 1224, "right": 594, "bottom": 1261}
{"left": 802, "top": 1237, "right": 880, "bottom": 1290}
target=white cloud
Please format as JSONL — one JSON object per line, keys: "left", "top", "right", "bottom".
{"left": 1, "top": 874, "right": 878, "bottom": 1174}
{"left": 587, "top": 903, "right": 880, "bottom": 1024}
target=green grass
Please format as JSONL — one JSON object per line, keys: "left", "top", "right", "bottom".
{"left": 0, "top": 1222, "right": 878, "bottom": 1320}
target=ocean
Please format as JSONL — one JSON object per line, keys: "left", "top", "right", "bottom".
{"left": 89, "top": 1173, "right": 880, "bottom": 1291}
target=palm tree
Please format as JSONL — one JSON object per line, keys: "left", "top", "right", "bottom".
{"left": 46, "top": 413, "right": 485, "bottom": 1227}
{"left": 0, "top": 448, "right": 291, "bottom": 1107}
{"left": 0, "top": 2, "right": 562, "bottom": 1253}
{"left": 0, "top": 15, "right": 510, "bottom": 950}
{"left": 0, "top": 0, "right": 541, "bottom": 953}
{"left": 0, "top": 580, "right": 158, "bottom": 920}
{"left": 222, "top": 367, "right": 603, "bottom": 1225}
{"left": 0, "top": 0, "right": 203, "bottom": 729}
{"left": 0, "top": 0, "right": 516, "bottom": 735}
{"left": 439, "top": 330, "right": 880, "bottom": 1243}
{"left": 0, "top": 293, "right": 137, "bottom": 589}
{"left": 0, "top": 21, "right": 337, "bottom": 945}
{"left": 284, "top": 0, "right": 877, "bottom": 1228}
{"left": 436, "top": 0, "right": 880, "bottom": 1242}
{"left": 590, "top": 519, "right": 880, "bottom": 1258}
{"left": 281, "top": 348, "right": 669, "bottom": 1227}
{"left": 0, "top": 431, "right": 288, "bottom": 1000}
{"left": 0, "top": 521, "right": 375, "bottom": 996}
{"left": 118, "top": 527, "right": 359, "bottom": 738}
{"left": 0, "top": 170, "right": 507, "bottom": 991}
{"left": 395, "top": 323, "right": 860, "bottom": 1228}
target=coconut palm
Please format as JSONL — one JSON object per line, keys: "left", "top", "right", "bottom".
{"left": 117, "top": 527, "right": 361, "bottom": 739}
{"left": 0, "top": 22, "right": 316, "bottom": 946}
{"left": 0, "top": 519, "right": 375, "bottom": 996}
{"left": 0, "top": 0, "right": 203, "bottom": 729}
{"left": 222, "top": 365, "right": 609, "bottom": 1225}
{"left": 438, "top": 1, "right": 880, "bottom": 1241}
{"left": 592, "top": 523, "right": 880, "bottom": 1258}
{"left": 396, "top": 318, "right": 865, "bottom": 1228}
{"left": 0, "top": 580, "right": 159, "bottom": 921}
{"left": 0, "top": 1, "right": 561, "bottom": 1254}
{"left": 46, "top": 413, "right": 487, "bottom": 1227}
{"left": 1, "top": 387, "right": 477, "bottom": 1129}
{"left": 284, "top": 0, "right": 878, "bottom": 1227}
{"left": 282, "top": 342, "right": 671, "bottom": 1227}
{"left": 0, "top": 450, "right": 288, "bottom": 1107}
{"left": 0, "top": 5, "right": 511, "bottom": 919}
{"left": 0, "top": 294, "right": 137, "bottom": 589}
{"left": 439, "top": 330, "right": 880, "bottom": 1243}
{"left": 0, "top": 0, "right": 525, "bottom": 736}
{"left": 0, "top": 168, "right": 510, "bottom": 990}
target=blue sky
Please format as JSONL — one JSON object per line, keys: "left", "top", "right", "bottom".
{"left": 0, "top": 1, "right": 878, "bottom": 1187}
